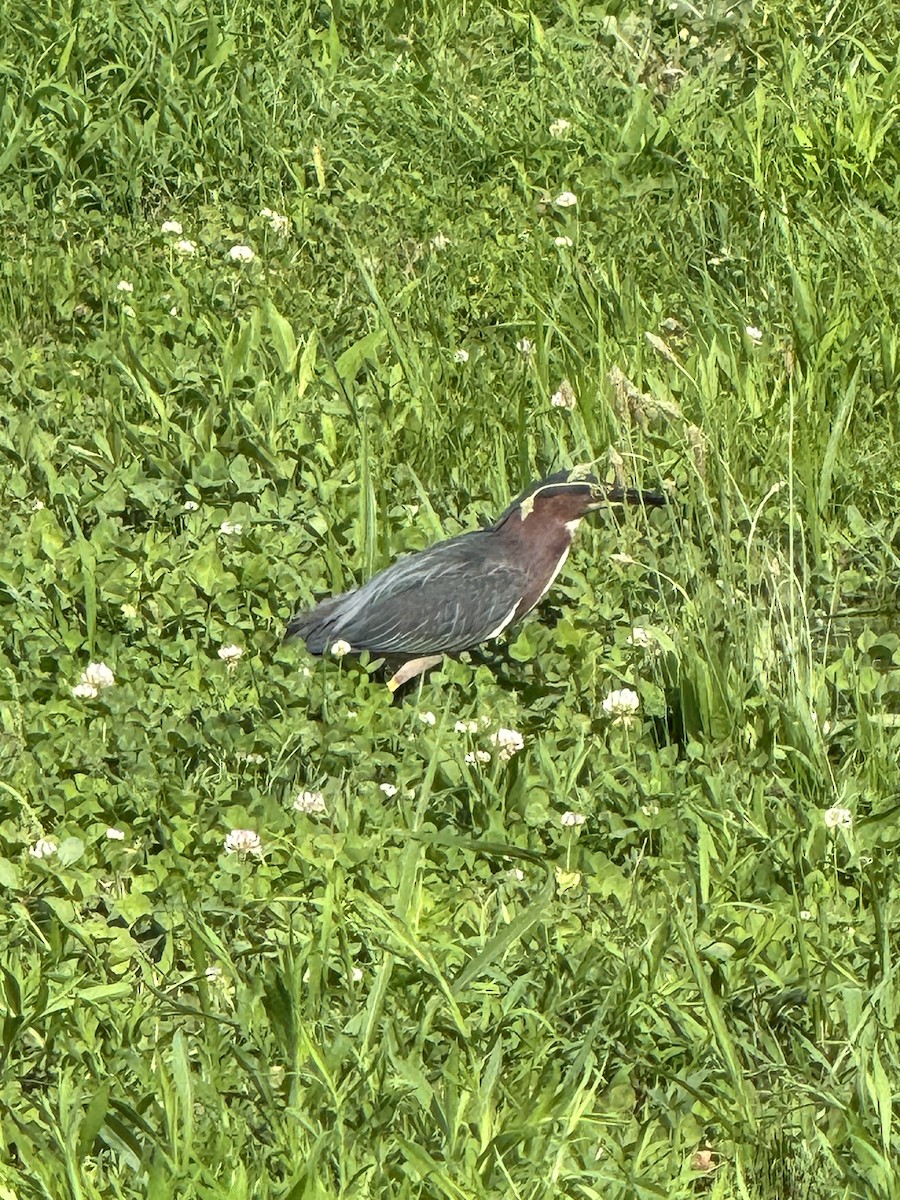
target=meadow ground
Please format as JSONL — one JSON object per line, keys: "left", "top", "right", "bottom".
{"left": 2, "top": 1, "right": 900, "bottom": 1196}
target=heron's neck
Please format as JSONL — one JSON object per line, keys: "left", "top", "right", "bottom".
{"left": 503, "top": 513, "right": 583, "bottom": 616}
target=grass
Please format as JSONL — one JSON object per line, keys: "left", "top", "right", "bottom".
{"left": 1, "top": 0, "right": 899, "bottom": 1195}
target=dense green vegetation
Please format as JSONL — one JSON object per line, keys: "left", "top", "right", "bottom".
{"left": 2, "top": 0, "right": 899, "bottom": 1195}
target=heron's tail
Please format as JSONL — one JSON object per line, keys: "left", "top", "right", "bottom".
{"left": 283, "top": 612, "right": 310, "bottom": 642}
{"left": 284, "top": 592, "right": 352, "bottom": 652}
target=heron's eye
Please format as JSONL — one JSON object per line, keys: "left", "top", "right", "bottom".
{"left": 590, "top": 484, "right": 604, "bottom": 501}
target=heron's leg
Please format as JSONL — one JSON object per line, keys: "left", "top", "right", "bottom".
{"left": 387, "top": 655, "right": 443, "bottom": 693}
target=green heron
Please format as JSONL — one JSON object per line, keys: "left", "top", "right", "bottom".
{"left": 286, "top": 467, "right": 666, "bottom": 690}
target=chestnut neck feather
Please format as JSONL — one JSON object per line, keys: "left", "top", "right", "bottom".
{"left": 497, "top": 496, "right": 584, "bottom": 618}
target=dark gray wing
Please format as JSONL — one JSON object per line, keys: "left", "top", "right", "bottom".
{"left": 290, "top": 531, "right": 528, "bottom": 657}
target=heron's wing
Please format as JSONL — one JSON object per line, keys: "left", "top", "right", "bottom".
{"left": 299, "top": 532, "right": 528, "bottom": 657}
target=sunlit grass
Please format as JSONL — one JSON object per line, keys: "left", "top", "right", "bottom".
{"left": 1, "top": 1, "right": 899, "bottom": 1196}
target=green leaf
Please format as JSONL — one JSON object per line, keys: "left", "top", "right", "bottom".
{"left": 0, "top": 858, "right": 20, "bottom": 889}
{"left": 296, "top": 328, "right": 319, "bottom": 401}
{"left": 77, "top": 1081, "right": 110, "bottom": 1161}
{"left": 335, "top": 328, "right": 386, "bottom": 386}
{"left": 452, "top": 871, "right": 554, "bottom": 994}
{"left": 507, "top": 627, "right": 534, "bottom": 662}
{"left": 56, "top": 836, "right": 85, "bottom": 867}
{"left": 112, "top": 892, "right": 154, "bottom": 925}
{"left": 266, "top": 301, "right": 297, "bottom": 373}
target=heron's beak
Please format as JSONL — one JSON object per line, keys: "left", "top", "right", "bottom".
{"left": 597, "top": 485, "right": 668, "bottom": 508}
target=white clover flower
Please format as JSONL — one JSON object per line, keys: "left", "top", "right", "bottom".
{"left": 491, "top": 727, "right": 524, "bottom": 760}
{"left": 516, "top": 337, "right": 534, "bottom": 355}
{"left": 431, "top": 232, "right": 450, "bottom": 251}
{"left": 161, "top": 219, "right": 183, "bottom": 235}
{"left": 351, "top": 966, "right": 364, "bottom": 983}
{"left": 224, "top": 829, "right": 262, "bottom": 856}
{"left": 418, "top": 710, "right": 437, "bottom": 726}
{"left": 554, "top": 191, "right": 577, "bottom": 208}
{"left": 228, "top": 244, "right": 255, "bottom": 263}
{"left": 30, "top": 838, "right": 58, "bottom": 860}
{"left": 453, "top": 348, "right": 469, "bottom": 363}
{"left": 641, "top": 802, "right": 660, "bottom": 817}
{"left": 745, "top": 325, "right": 763, "bottom": 343}
{"left": 169, "top": 306, "right": 179, "bottom": 317}
{"left": 31, "top": 499, "right": 45, "bottom": 511}
{"left": 174, "top": 239, "right": 197, "bottom": 256}
{"left": 72, "top": 681, "right": 99, "bottom": 699}
{"left": 116, "top": 280, "right": 134, "bottom": 293}
{"left": 465, "top": 750, "right": 492, "bottom": 765}
{"left": 549, "top": 118, "right": 571, "bottom": 137}
{"left": 561, "top": 811, "right": 586, "bottom": 827}
{"left": 379, "top": 782, "right": 399, "bottom": 798}
{"left": 83, "top": 662, "right": 116, "bottom": 690}
{"left": 823, "top": 806, "right": 852, "bottom": 830}
{"left": 508, "top": 867, "right": 525, "bottom": 881}
{"left": 237, "top": 752, "right": 265, "bottom": 764}
{"left": 602, "top": 687, "right": 640, "bottom": 725}
{"left": 799, "top": 909, "right": 813, "bottom": 920}
{"left": 330, "top": 639, "right": 352, "bottom": 658}
{"left": 294, "top": 790, "right": 326, "bottom": 815}
{"left": 183, "top": 499, "right": 199, "bottom": 511}
{"left": 260, "top": 207, "right": 289, "bottom": 235}
{"left": 120, "top": 603, "right": 138, "bottom": 619}
{"left": 454, "top": 720, "right": 479, "bottom": 734}
{"left": 218, "top": 644, "right": 243, "bottom": 665}
{"left": 550, "top": 379, "right": 576, "bottom": 409}
{"left": 553, "top": 235, "right": 574, "bottom": 248}
{"left": 219, "top": 520, "right": 243, "bottom": 535}
{"left": 106, "top": 827, "right": 126, "bottom": 841}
